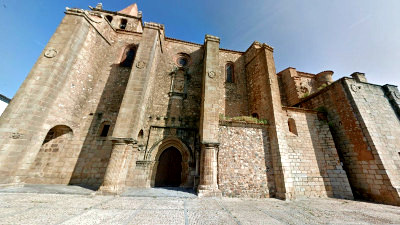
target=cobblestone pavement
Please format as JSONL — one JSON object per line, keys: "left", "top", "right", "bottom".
{"left": 0, "top": 185, "right": 399, "bottom": 224}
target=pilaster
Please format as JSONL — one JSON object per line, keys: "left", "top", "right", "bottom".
{"left": 98, "top": 138, "right": 136, "bottom": 194}
{"left": 98, "top": 22, "right": 163, "bottom": 194}
{"left": 112, "top": 22, "right": 163, "bottom": 140}
{"left": 198, "top": 35, "right": 222, "bottom": 196}
{"left": 244, "top": 42, "right": 294, "bottom": 199}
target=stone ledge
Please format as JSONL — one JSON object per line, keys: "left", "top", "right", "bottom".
{"left": 204, "top": 34, "right": 220, "bottom": 43}
{"left": 219, "top": 120, "right": 268, "bottom": 128}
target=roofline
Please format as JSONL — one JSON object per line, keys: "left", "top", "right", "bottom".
{"left": 90, "top": 7, "right": 142, "bottom": 20}
{"left": 165, "top": 37, "right": 244, "bottom": 54}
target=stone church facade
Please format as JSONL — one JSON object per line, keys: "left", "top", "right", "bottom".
{"left": 0, "top": 4, "right": 399, "bottom": 205}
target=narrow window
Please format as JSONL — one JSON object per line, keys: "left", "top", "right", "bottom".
{"left": 226, "top": 63, "right": 234, "bottom": 83}
{"left": 121, "top": 47, "right": 136, "bottom": 67}
{"left": 138, "top": 129, "right": 144, "bottom": 139}
{"left": 106, "top": 15, "right": 113, "bottom": 23}
{"left": 288, "top": 118, "right": 298, "bottom": 135}
{"left": 252, "top": 113, "right": 259, "bottom": 119}
{"left": 100, "top": 124, "right": 110, "bottom": 137}
{"left": 120, "top": 19, "right": 128, "bottom": 29}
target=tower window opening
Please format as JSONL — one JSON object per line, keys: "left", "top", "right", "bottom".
{"left": 226, "top": 63, "right": 234, "bottom": 83}
{"left": 106, "top": 15, "right": 113, "bottom": 23}
{"left": 120, "top": 19, "right": 128, "bottom": 29}
{"left": 100, "top": 124, "right": 110, "bottom": 137}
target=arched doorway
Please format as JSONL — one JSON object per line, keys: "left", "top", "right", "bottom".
{"left": 155, "top": 147, "right": 182, "bottom": 187}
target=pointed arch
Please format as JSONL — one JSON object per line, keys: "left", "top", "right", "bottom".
{"left": 148, "top": 137, "right": 193, "bottom": 188}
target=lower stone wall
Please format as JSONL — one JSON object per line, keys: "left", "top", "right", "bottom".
{"left": 300, "top": 79, "right": 400, "bottom": 205}
{"left": 218, "top": 123, "right": 275, "bottom": 198}
{"left": 284, "top": 109, "right": 353, "bottom": 199}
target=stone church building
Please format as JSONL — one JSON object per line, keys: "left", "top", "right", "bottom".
{"left": 0, "top": 3, "right": 399, "bottom": 206}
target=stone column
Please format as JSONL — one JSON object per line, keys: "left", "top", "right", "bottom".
{"left": 244, "top": 42, "right": 294, "bottom": 199}
{"left": 198, "top": 35, "right": 222, "bottom": 197}
{"left": 98, "top": 138, "right": 135, "bottom": 194}
{"left": 198, "top": 143, "right": 220, "bottom": 196}
{"left": 98, "top": 22, "right": 163, "bottom": 194}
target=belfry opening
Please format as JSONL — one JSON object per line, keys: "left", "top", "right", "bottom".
{"left": 155, "top": 147, "right": 182, "bottom": 187}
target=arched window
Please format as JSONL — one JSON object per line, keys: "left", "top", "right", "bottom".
{"left": 120, "top": 19, "right": 127, "bottom": 29}
{"left": 226, "top": 63, "right": 234, "bottom": 83}
{"left": 106, "top": 15, "right": 113, "bottom": 23}
{"left": 120, "top": 46, "right": 136, "bottom": 67}
{"left": 99, "top": 122, "right": 111, "bottom": 137}
{"left": 288, "top": 118, "right": 298, "bottom": 135}
{"left": 252, "top": 113, "right": 259, "bottom": 119}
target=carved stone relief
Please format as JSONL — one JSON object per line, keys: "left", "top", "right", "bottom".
{"left": 136, "top": 61, "right": 146, "bottom": 69}
{"left": 351, "top": 84, "right": 362, "bottom": 93}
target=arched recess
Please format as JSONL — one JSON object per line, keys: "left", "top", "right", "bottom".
{"left": 148, "top": 137, "right": 192, "bottom": 188}
{"left": 28, "top": 125, "right": 73, "bottom": 183}
{"left": 120, "top": 45, "right": 137, "bottom": 67}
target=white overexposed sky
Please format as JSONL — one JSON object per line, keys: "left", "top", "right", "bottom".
{"left": 0, "top": 0, "right": 399, "bottom": 98}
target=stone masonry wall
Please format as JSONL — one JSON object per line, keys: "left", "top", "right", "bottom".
{"left": 343, "top": 79, "right": 400, "bottom": 205}
{"left": 24, "top": 12, "right": 139, "bottom": 187}
{"left": 0, "top": 13, "right": 99, "bottom": 184}
{"left": 284, "top": 108, "right": 353, "bottom": 199}
{"left": 125, "top": 39, "right": 204, "bottom": 188}
{"left": 218, "top": 123, "right": 275, "bottom": 198}
{"left": 67, "top": 29, "right": 142, "bottom": 188}
{"left": 300, "top": 79, "right": 400, "bottom": 205}
{"left": 219, "top": 51, "right": 249, "bottom": 117}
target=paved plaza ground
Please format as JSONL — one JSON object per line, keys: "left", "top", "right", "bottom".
{"left": 0, "top": 185, "right": 399, "bottom": 224}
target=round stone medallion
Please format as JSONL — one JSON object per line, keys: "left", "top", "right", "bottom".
{"left": 350, "top": 84, "right": 361, "bottom": 92}
{"left": 44, "top": 48, "right": 57, "bottom": 58}
{"left": 136, "top": 61, "right": 146, "bottom": 69}
{"left": 208, "top": 71, "right": 216, "bottom": 79}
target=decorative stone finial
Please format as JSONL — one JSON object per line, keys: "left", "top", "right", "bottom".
{"left": 96, "top": 3, "right": 103, "bottom": 9}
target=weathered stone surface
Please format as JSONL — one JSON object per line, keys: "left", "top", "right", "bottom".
{"left": 0, "top": 188, "right": 399, "bottom": 225}
{"left": 0, "top": 3, "right": 399, "bottom": 206}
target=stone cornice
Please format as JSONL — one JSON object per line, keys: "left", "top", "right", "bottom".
{"left": 144, "top": 22, "right": 165, "bottom": 31}
{"left": 244, "top": 41, "right": 274, "bottom": 53}
{"left": 201, "top": 142, "right": 220, "bottom": 147}
{"left": 109, "top": 137, "right": 137, "bottom": 145}
{"left": 204, "top": 34, "right": 220, "bottom": 43}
